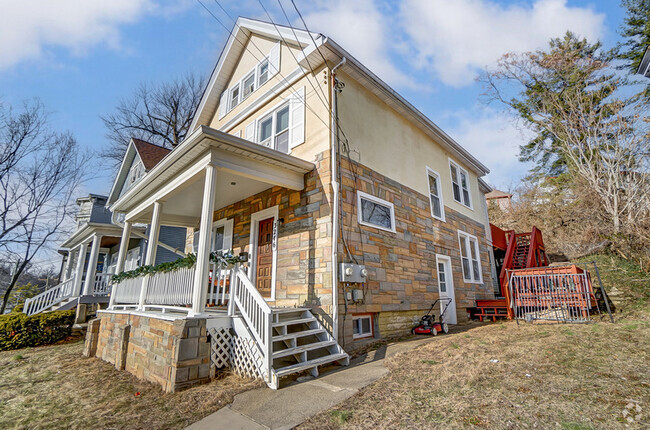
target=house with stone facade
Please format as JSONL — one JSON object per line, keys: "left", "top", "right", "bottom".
{"left": 24, "top": 139, "right": 187, "bottom": 321}
{"left": 84, "top": 18, "right": 496, "bottom": 392}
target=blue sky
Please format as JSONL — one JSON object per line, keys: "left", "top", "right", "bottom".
{"left": 0, "top": 0, "right": 629, "bottom": 194}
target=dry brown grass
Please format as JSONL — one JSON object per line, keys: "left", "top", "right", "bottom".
{"left": 300, "top": 317, "right": 650, "bottom": 429}
{"left": 0, "top": 339, "right": 262, "bottom": 429}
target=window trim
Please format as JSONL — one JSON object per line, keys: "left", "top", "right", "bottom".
{"left": 241, "top": 71, "right": 256, "bottom": 101}
{"left": 449, "top": 158, "right": 473, "bottom": 210}
{"left": 255, "top": 101, "right": 290, "bottom": 152}
{"left": 229, "top": 84, "right": 240, "bottom": 111}
{"left": 458, "top": 230, "right": 483, "bottom": 283}
{"left": 258, "top": 59, "right": 270, "bottom": 87}
{"left": 426, "top": 166, "right": 446, "bottom": 222}
{"left": 356, "top": 191, "right": 396, "bottom": 233}
{"left": 352, "top": 314, "right": 374, "bottom": 339}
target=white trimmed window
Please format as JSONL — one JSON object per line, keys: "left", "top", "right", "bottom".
{"left": 357, "top": 191, "right": 396, "bottom": 233}
{"left": 242, "top": 72, "right": 255, "bottom": 100}
{"left": 127, "top": 160, "right": 144, "bottom": 188}
{"left": 352, "top": 314, "right": 373, "bottom": 339}
{"left": 229, "top": 84, "right": 240, "bottom": 110}
{"left": 258, "top": 60, "right": 269, "bottom": 86}
{"left": 426, "top": 167, "right": 445, "bottom": 221}
{"left": 257, "top": 103, "right": 290, "bottom": 153}
{"left": 449, "top": 160, "right": 472, "bottom": 208}
{"left": 458, "top": 231, "right": 482, "bottom": 283}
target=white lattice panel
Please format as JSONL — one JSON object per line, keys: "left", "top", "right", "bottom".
{"left": 208, "top": 327, "right": 231, "bottom": 369}
{"left": 230, "top": 336, "right": 265, "bottom": 380}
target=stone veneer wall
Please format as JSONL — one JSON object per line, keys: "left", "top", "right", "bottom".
{"left": 188, "top": 150, "right": 334, "bottom": 322}
{"left": 86, "top": 312, "right": 210, "bottom": 392}
{"left": 337, "top": 156, "right": 495, "bottom": 348}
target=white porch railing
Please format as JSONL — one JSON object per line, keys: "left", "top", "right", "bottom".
{"left": 228, "top": 263, "right": 273, "bottom": 384}
{"left": 207, "top": 262, "right": 230, "bottom": 307}
{"left": 93, "top": 273, "right": 113, "bottom": 296}
{"left": 24, "top": 277, "right": 76, "bottom": 316}
{"left": 144, "top": 266, "right": 195, "bottom": 310}
{"left": 111, "top": 277, "right": 143, "bottom": 307}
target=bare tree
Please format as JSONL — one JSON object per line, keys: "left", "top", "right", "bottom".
{"left": 0, "top": 100, "right": 88, "bottom": 313}
{"left": 101, "top": 74, "right": 205, "bottom": 164}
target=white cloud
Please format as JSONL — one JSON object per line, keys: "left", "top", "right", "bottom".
{"left": 0, "top": 1, "right": 180, "bottom": 70}
{"left": 301, "top": 0, "right": 414, "bottom": 88}
{"left": 446, "top": 108, "right": 535, "bottom": 188}
{"left": 400, "top": 0, "right": 606, "bottom": 87}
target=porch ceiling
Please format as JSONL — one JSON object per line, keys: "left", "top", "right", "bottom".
{"left": 60, "top": 222, "right": 145, "bottom": 249}
{"left": 111, "top": 126, "right": 315, "bottom": 226}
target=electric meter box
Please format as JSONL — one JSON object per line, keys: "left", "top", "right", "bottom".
{"left": 339, "top": 263, "right": 368, "bottom": 283}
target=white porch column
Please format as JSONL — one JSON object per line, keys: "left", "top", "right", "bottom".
{"left": 138, "top": 201, "right": 163, "bottom": 310}
{"left": 191, "top": 164, "right": 217, "bottom": 315}
{"left": 62, "top": 251, "right": 74, "bottom": 282}
{"left": 72, "top": 243, "right": 88, "bottom": 297}
{"left": 82, "top": 235, "right": 102, "bottom": 296}
{"left": 115, "top": 220, "right": 132, "bottom": 274}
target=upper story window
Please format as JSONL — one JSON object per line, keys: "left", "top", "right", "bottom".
{"left": 244, "top": 86, "right": 305, "bottom": 154}
{"left": 127, "top": 160, "right": 144, "bottom": 188}
{"left": 230, "top": 85, "right": 240, "bottom": 110}
{"left": 458, "top": 231, "right": 482, "bottom": 283}
{"left": 426, "top": 167, "right": 445, "bottom": 221}
{"left": 218, "top": 42, "right": 280, "bottom": 120}
{"left": 449, "top": 160, "right": 472, "bottom": 208}
{"left": 357, "top": 191, "right": 396, "bottom": 233}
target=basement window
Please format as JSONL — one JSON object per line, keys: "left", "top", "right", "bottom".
{"left": 458, "top": 231, "right": 482, "bottom": 283}
{"left": 449, "top": 160, "right": 472, "bottom": 208}
{"left": 352, "top": 314, "right": 373, "bottom": 339}
{"left": 357, "top": 191, "right": 396, "bottom": 233}
{"left": 426, "top": 167, "right": 445, "bottom": 221}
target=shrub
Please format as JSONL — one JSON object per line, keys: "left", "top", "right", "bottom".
{"left": 0, "top": 309, "right": 75, "bottom": 351}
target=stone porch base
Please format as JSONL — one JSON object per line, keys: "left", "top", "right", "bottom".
{"left": 84, "top": 310, "right": 211, "bottom": 392}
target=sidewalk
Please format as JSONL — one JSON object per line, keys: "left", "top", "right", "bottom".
{"left": 187, "top": 336, "right": 433, "bottom": 430}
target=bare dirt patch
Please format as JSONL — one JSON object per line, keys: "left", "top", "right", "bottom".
{"left": 0, "top": 340, "right": 262, "bottom": 429}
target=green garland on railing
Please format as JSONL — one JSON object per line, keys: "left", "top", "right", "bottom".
{"left": 111, "top": 251, "right": 246, "bottom": 284}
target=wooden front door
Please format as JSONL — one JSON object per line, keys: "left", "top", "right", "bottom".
{"left": 256, "top": 217, "right": 274, "bottom": 297}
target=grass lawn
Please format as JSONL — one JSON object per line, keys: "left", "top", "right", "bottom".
{"left": 300, "top": 254, "right": 650, "bottom": 429}
{"left": 0, "top": 339, "right": 262, "bottom": 429}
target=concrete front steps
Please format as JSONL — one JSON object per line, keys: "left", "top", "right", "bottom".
{"left": 269, "top": 308, "right": 349, "bottom": 388}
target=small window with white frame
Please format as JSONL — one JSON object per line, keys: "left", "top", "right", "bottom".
{"left": 357, "top": 191, "right": 396, "bottom": 233}
{"left": 352, "top": 314, "right": 373, "bottom": 339}
{"left": 256, "top": 103, "right": 290, "bottom": 153}
{"left": 449, "top": 160, "right": 472, "bottom": 208}
{"left": 229, "top": 84, "right": 240, "bottom": 110}
{"left": 242, "top": 72, "right": 255, "bottom": 100}
{"left": 258, "top": 59, "right": 269, "bottom": 86}
{"left": 426, "top": 167, "right": 445, "bottom": 221}
{"left": 458, "top": 231, "right": 482, "bottom": 283}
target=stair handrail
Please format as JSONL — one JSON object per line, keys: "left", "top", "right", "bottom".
{"left": 499, "top": 230, "right": 518, "bottom": 296}
{"left": 526, "top": 227, "right": 540, "bottom": 268}
{"left": 229, "top": 263, "right": 273, "bottom": 383}
{"left": 23, "top": 276, "right": 76, "bottom": 316}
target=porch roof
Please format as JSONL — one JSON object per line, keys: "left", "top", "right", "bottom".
{"left": 109, "top": 126, "right": 315, "bottom": 223}
{"left": 60, "top": 222, "right": 145, "bottom": 250}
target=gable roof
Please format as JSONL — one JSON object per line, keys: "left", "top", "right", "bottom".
{"left": 107, "top": 138, "right": 170, "bottom": 205}
{"left": 132, "top": 138, "right": 171, "bottom": 170}
{"left": 190, "top": 17, "right": 490, "bottom": 177}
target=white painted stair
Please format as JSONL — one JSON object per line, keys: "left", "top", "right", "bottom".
{"left": 269, "top": 308, "right": 349, "bottom": 387}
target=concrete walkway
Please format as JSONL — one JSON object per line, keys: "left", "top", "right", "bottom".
{"left": 187, "top": 336, "right": 433, "bottom": 430}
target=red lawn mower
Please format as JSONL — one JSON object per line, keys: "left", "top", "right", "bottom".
{"left": 411, "top": 298, "right": 453, "bottom": 336}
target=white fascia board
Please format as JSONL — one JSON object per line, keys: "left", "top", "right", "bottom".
{"left": 321, "top": 37, "right": 490, "bottom": 177}
{"left": 107, "top": 140, "right": 138, "bottom": 205}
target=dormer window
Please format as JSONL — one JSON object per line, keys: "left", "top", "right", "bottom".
{"left": 258, "top": 60, "right": 269, "bottom": 86}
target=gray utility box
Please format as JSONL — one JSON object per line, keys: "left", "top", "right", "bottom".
{"left": 339, "top": 263, "right": 368, "bottom": 283}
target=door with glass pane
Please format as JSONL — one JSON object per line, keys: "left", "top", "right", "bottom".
{"left": 435, "top": 255, "right": 457, "bottom": 324}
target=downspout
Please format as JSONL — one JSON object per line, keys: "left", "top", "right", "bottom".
{"left": 330, "top": 57, "right": 346, "bottom": 343}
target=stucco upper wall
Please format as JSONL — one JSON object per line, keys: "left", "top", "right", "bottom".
{"left": 336, "top": 70, "right": 487, "bottom": 226}
{"left": 208, "top": 33, "right": 330, "bottom": 163}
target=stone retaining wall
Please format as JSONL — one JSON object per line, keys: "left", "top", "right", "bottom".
{"left": 85, "top": 311, "right": 210, "bottom": 392}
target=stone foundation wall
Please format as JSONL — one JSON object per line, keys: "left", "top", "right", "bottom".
{"left": 337, "top": 157, "right": 494, "bottom": 348}
{"left": 86, "top": 312, "right": 210, "bottom": 392}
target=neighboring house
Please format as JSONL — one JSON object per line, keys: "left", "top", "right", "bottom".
{"left": 85, "top": 18, "right": 496, "bottom": 392}
{"left": 637, "top": 45, "right": 650, "bottom": 77}
{"left": 486, "top": 189, "right": 512, "bottom": 211}
{"left": 24, "top": 140, "right": 187, "bottom": 320}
